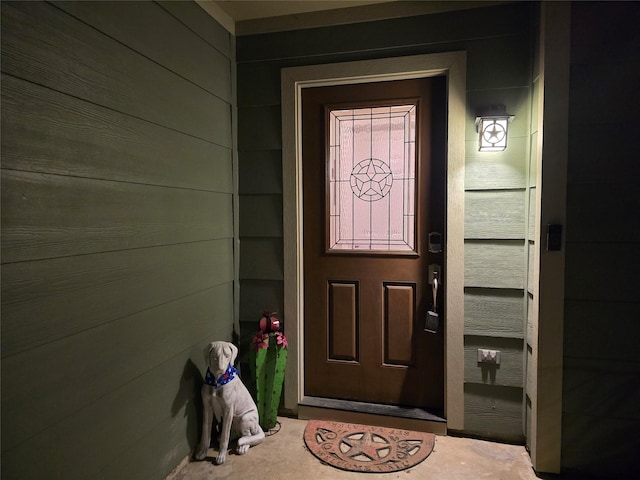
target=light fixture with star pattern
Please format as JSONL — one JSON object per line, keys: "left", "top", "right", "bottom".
{"left": 475, "top": 106, "right": 514, "bottom": 152}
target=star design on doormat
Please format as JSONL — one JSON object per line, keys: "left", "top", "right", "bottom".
{"left": 350, "top": 158, "right": 393, "bottom": 202}
{"left": 340, "top": 432, "right": 391, "bottom": 461}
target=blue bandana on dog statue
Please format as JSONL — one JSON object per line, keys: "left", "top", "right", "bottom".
{"left": 204, "top": 365, "right": 238, "bottom": 389}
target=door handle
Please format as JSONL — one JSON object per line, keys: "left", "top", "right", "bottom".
{"left": 428, "top": 264, "right": 441, "bottom": 285}
{"left": 425, "top": 265, "right": 441, "bottom": 333}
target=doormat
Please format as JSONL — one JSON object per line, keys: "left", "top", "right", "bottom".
{"left": 303, "top": 420, "right": 435, "bottom": 473}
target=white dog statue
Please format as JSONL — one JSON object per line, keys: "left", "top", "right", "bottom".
{"left": 195, "top": 341, "right": 265, "bottom": 464}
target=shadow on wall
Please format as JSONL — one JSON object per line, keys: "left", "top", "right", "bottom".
{"left": 172, "top": 359, "right": 204, "bottom": 451}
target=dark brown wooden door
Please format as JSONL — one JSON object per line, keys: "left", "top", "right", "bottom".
{"left": 302, "top": 77, "right": 445, "bottom": 409}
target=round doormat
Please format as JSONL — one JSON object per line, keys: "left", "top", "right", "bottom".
{"left": 303, "top": 420, "right": 435, "bottom": 473}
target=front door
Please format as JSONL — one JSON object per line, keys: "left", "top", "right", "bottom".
{"left": 302, "top": 77, "right": 445, "bottom": 410}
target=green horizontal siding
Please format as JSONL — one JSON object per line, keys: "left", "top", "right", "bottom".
{"left": 0, "top": 1, "right": 234, "bottom": 479}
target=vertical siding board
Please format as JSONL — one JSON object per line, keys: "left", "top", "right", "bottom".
{"left": 528, "top": 188, "right": 536, "bottom": 240}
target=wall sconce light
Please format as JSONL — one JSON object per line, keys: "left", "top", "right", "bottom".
{"left": 475, "top": 106, "right": 514, "bottom": 152}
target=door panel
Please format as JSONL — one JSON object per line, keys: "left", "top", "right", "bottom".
{"left": 302, "top": 77, "right": 445, "bottom": 409}
{"left": 328, "top": 281, "right": 358, "bottom": 362}
{"left": 384, "top": 283, "right": 416, "bottom": 366}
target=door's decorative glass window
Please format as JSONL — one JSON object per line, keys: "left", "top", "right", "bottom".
{"left": 328, "top": 104, "right": 417, "bottom": 252}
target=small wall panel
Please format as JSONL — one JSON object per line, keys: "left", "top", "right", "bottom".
{"left": 238, "top": 150, "right": 283, "bottom": 194}
{"left": 239, "top": 237, "right": 284, "bottom": 280}
{"left": 567, "top": 124, "right": 640, "bottom": 184}
{"left": 465, "top": 190, "right": 526, "bottom": 240}
{"left": 239, "top": 194, "right": 283, "bottom": 238}
{"left": 465, "top": 34, "right": 532, "bottom": 90}
{"left": 528, "top": 242, "right": 535, "bottom": 294}
{"left": 239, "top": 279, "right": 284, "bottom": 325}
{"left": 526, "top": 345, "right": 535, "bottom": 399}
{"left": 466, "top": 87, "right": 530, "bottom": 141}
{"left": 328, "top": 281, "right": 358, "bottom": 361}
{"left": 527, "top": 293, "right": 534, "bottom": 347}
{"left": 464, "top": 288, "right": 524, "bottom": 338}
{"left": 465, "top": 138, "right": 527, "bottom": 190}
{"left": 464, "top": 336, "right": 524, "bottom": 388}
{"left": 565, "top": 244, "right": 639, "bottom": 302}
{"left": 528, "top": 187, "right": 536, "bottom": 240}
{"left": 464, "top": 383, "right": 524, "bottom": 442}
{"left": 464, "top": 240, "right": 525, "bottom": 289}
{"left": 237, "top": 105, "right": 282, "bottom": 150}
{"left": 562, "top": 414, "right": 639, "bottom": 479}
{"left": 563, "top": 357, "right": 640, "bottom": 421}
{"left": 237, "top": 62, "right": 281, "bottom": 107}
{"left": 564, "top": 301, "right": 640, "bottom": 363}
{"left": 567, "top": 182, "right": 639, "bottom": 243}
{"left": 383, "top": 283, "right": 416, "bottom": 366}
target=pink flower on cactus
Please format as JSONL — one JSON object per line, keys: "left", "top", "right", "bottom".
{"left": 276, "top": 331, "right": 288, "bottom": 349}
{"left": 251, "top": 332, "right": 269, "bottom": 351}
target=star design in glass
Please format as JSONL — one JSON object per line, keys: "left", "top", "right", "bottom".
{"left": 350, "top": 158, "right": 393, "bottom": 202}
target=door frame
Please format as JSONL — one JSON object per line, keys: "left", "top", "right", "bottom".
{"left": 281, "top": 52, "right": 466, "bottom": 430}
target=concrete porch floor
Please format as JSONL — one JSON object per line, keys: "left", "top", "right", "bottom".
{"left": 170, "top": 417, "right": 541, "bottom": 480}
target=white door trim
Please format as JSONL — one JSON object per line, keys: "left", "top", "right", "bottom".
{"left": 281, "top": 52, "right": 466, "bottom": 429}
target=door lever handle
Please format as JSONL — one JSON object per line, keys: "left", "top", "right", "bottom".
{"left": 428, "top": 264, "right": 441, "bottom": 285}
{"left": 432, "top": 275, "right": 438, "bottom": 310}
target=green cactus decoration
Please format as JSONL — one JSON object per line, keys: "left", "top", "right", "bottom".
{"left": 250, "top": 312, "right": 288, "bottom": 431}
